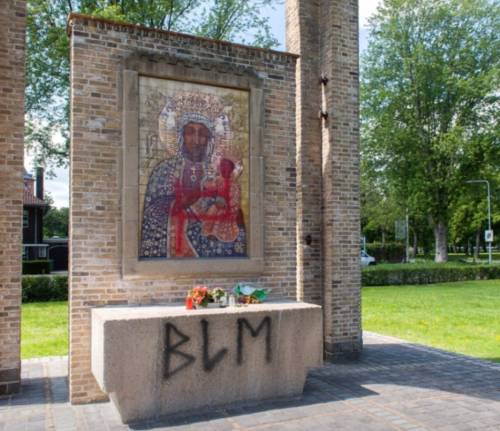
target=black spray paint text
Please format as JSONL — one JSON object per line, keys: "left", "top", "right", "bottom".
{"left": 164, "top": 316, "right": 272, "bottom": 379}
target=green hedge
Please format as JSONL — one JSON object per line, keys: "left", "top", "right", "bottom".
{"left": 22, "top": 260, "right": 53, "bottom": 275}
{"left": 362, "top": 264, "right": 500, "bottom": 286}
{"left": 22, "top": 275, "right": 68, "bottom": 302}
{"left": 366, "top": 242, "right": 405, "bottom": 263}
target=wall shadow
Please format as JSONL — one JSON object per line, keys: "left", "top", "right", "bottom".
{"left": 129, "top": 340, "right": 500, "bottom": 429}
{"left": 128, "top": 384, "right": 378, "bottom": 430}
{"left": 322, "top": 341, "right": 500, "bottom": 402}
{"left": 0, "top": 376, "right": 68, "bottom": 407}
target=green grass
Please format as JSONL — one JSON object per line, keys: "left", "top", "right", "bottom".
{"left": 411, "top": 253, "right": 500, "bottom": 264}
{"left": 448, "top": 252, "right": 500, "bottom": 262}
{"left": 21, "top": 280, "right": 500, "bottom": 364}
{"left": 363, "top": 279, "right": 500, "bottom": 363}
{"left": 21, "top": 301, "right": 68, "bottom": 359}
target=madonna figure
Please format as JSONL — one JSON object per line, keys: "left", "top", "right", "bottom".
{"left": 140, "top": 114, "right": 246, "bottom": 259}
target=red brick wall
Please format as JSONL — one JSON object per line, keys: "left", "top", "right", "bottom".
{"left": 0, "top": 0, "right": 26, "bottom": 395}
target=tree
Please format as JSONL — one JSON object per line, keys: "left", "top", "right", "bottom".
{"left": 25, "top": 0, "right": 281, "bottom": 168}
{"left": 361, "top": 0, "right": 500, "bottom": 262}
{"left": 44, "top": 207, "right": 69, "bottom": 238}
{"left": 450, "top": 193, "right": 487, "bottom": 258}
{"left": 450, "top": 168, "right": 500, "bottom": 258}
{"left": 361, "top": 158, "right": 403, "bottom": 244}
{"left": 195, "top": 0, "right": 278, "bottom": 47}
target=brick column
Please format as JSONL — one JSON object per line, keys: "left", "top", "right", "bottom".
{"left": 0, "top": 0, "right": 26, "bottom": 395}
{"left": 286, "top": 0, "right": 323, "bottom": 304}
{"left": 286, "top": 0, "right": 362, "bottom": 359}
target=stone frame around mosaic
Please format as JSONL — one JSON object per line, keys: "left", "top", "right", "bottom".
{"left": 121, "top": 51, "right": 265, "bottom": 278}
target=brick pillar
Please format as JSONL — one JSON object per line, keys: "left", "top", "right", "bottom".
{"left": 286, "top": 0, "right": 323, "bottom": 304}
{"left": 0, "top": 0, "right": 26, "bottom": 395}
{"left": 286, "top": 0, "right": 362, "bottom": 359}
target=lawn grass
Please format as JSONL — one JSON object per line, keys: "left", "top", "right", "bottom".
{"left": 21, "top": 301, "right": 68, "bottom": 359}
{"left": 21, "top": 280, "right": 500, "bottom": 363}
{"left": 448, "top": 252, "right": 500, "bottom": 262}
{"left": 363, "top": 279, "right": 500, "bottom": 363}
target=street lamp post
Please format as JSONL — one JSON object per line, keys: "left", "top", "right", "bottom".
{"left": 466, "top": 180, "right": 492, "bottom": 264}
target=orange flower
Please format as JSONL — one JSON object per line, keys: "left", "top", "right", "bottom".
{"left": 190, "top": 285, "right": 211, "bottom": 306}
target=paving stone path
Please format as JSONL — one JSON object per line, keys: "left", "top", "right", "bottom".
{"left": 1, "top": 332, "right": 499, "bottom": 431}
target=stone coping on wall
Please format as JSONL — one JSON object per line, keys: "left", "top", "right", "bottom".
{"left": 67, "top": 13, "right": 299, "bottom": 63}
{"left": 91, "top": 300, "right": 319, "bottom": 319}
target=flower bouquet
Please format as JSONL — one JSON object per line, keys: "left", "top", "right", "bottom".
{"left": 233, "top": 283, "right": 269, "bottom": 304}
{"left": 188, "top": 286, "right": 227, "bottom": 309}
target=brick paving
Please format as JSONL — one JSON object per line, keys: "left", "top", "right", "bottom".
{"left": 1, "top": 332, "right": 499, "bottom": 430}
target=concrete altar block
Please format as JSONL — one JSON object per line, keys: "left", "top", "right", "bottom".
{"left": 91, "top": 301, "right": 322, "bottom": 423}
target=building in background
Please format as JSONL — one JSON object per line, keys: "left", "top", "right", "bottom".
{"left": 22, "top": 167, "right": 48, "bottom": 260}
{"left": 45, "top": 237, "right": 68, "bottom": 271}
{"left": 22, "top": 167, "right": 69, "bottom": 271}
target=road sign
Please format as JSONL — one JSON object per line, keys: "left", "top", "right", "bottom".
{"left": 485, "top": 230, "right": 494, "bottom": 242}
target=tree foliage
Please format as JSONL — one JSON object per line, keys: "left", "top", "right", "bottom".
{"left": 361, "top": 0, "right": 500, "bottom": 261}
{"left": 25, "top": 0, "right": 282, "bottom": 168}
{"left": 43, "top": 206, "right": 69, "bottom": 238}
{"left": 361, "top": 158, "right": 403, "bottom": 244}
{"left": 195, "top": 0, "right": 278, "bottom": 47}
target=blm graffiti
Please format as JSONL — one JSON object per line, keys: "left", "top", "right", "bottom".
{"left": 164, "top": 317, "right": 272, "bottom": 379}
{"left": 139, "top": 77, "right": 250, "bottom": 260}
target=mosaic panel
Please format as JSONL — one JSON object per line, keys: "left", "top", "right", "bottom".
{"left": 139, "top": 77, "right": 250, "bottom": 259}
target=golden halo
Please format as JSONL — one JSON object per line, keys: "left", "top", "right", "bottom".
{"left": 158, "top": 92, "right": 231, "bottom": 158}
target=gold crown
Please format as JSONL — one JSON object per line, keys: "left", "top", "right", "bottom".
{"left": 159, "top": 92, "right": 229, "bottom": 157}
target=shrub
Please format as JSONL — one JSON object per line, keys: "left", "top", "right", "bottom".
{"left": 366, "top": 242, "right": 405, "bottom": 263}
{"left": 22, "top": 260, "right": 53, "bottom": 275}
{"left": 362, "top": 264, "right": 500, "bottom": 286}
{"left": 22, "top": 275, "right": 68, "bottom": 302}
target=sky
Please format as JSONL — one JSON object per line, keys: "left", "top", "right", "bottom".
{"left": 29, "top": 0, "right": 382, "bottom": 208}
{"left": 264, "top": 0, "right": 380, "bottom": 51}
